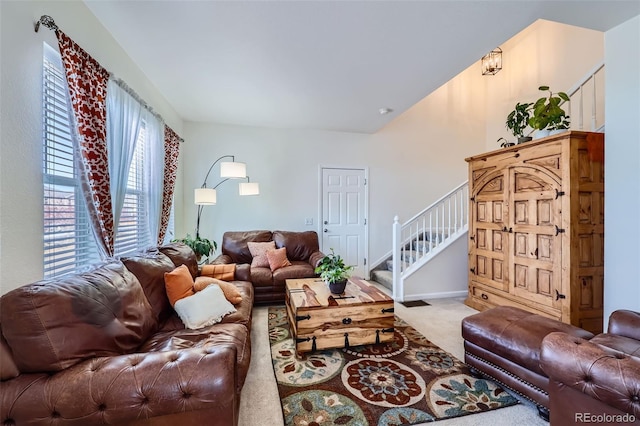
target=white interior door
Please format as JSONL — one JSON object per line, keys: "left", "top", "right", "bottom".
{"left": 321, "top": 167, "right": 368, "bottom": 278}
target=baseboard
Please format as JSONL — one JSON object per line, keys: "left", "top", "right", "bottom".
{"left": 401, "top": 290, "right": 467, "bottom": 301}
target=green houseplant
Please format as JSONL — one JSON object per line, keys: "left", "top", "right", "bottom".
{"left": 314, "top": 248, "right": 354, "bottom": 294}
{"left": 172, "top": 234, "right": 217, "bottom": 262}
{"left": 506, "top": 102, "right": 533, "bottom": 144}
{"left": 528, "top": 85, "right": 571, "bottom": 135}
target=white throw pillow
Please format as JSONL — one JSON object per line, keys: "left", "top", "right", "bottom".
{"left": 174, "top": 284, "right": 236, "bottom": 329}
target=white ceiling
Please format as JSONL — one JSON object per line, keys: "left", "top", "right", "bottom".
{"left": 84, "top": 1, "right": 640, "bottom": 134}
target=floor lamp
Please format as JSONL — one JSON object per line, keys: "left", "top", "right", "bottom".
{"left": 194, "top": 155, "right": 259, "bottom": 239}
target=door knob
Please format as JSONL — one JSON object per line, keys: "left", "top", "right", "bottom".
{"left": 324, "top": 229, "right": 328, "bottom": 233}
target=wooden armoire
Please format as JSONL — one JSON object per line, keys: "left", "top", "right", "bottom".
{"left": 465, "top": 131, "right": 604, "bottom": 333}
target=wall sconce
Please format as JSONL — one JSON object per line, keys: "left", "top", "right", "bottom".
{"left": 194, "top": 155, "right": 260, "bottom": 238}
{"left": 482, "top": 47, "right": 502, "bottom": 75}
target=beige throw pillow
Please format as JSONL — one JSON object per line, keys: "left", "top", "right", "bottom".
{"left": 248, "top": 241, "right": 276, "bottom": 268}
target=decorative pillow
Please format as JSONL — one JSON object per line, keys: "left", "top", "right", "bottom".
{"left": 164, "top": 264, "right": 195, "bottom": 307}
{"left": 173, "top": 284, "right": 236, "bottom": 330}
{"left": 266, "top": 247, "right": 292, "bottom": 272}
{"left": 200, "top": 263, "right": 236, "bottom": 281}
{"left": 194, "top": 276, "right": 243, "bottom": 304}
{"left": 248, "top": 241, "right": 276, "bottom": 268}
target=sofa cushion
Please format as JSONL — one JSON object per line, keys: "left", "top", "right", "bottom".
{"left": 194, "top": 276, "right": 243, "bottom": 304}
{"left": 272, "top": 261, "right": 317, "bottom": 286}
{"left": 0, "top": 261, "right": 156, "bottom": 373}
{"left": 590, "top": 334, "right": 640, "bottom": 357}
{"left": 248, "top": 241, "right": 276, "bottom": 268}
{"left": 174, "top": 285, "right": 236, "bottom": 330}
{"left": 273, "top": 230, "right": 320, "bottom": 261}
{"left": 140, "top": 322, "right": 251, "bottom": 392}
{"left": 267, "top": 247, "right": 292, "bottom": 271}
{"left": 222, "top": 230, "right": 272, "bottom": 264}
{"left": 164, "top": 265, "right": 195, "bottom": 306}
{"left": 121, "top": 250, "right": 175, "bottom": 325}
{"left": 159, "top": 242, "right": 199, "bottom": 279}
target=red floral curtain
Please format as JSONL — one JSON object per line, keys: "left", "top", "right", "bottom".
{"left": 56, "top": 31, "right": 114, "bottom": 257}
{"left": 158, "top": 125, "right": 182, "bottom": 244}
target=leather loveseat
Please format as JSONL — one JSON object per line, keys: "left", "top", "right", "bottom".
{"left": 540, "top": 310, "right": 640, "bottom": 425}
{"left": 0, "top": 243, "right": 252, "bottom": 426}
{"left": 212, "top": 230, "right": 325, "bottom": 305}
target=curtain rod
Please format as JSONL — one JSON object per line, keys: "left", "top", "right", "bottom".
{"left": 34, "top": 15, "right": 184, "bottom": 142}
{"left": 35, "top": 15, "right": 58, "bottom": 33}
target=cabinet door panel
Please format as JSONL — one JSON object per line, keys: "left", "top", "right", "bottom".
{"left": 470, "top": 172, "right": 509, "bottom": 292}
{"left": 509, "top": 167, "right": 562, "bottom": 311}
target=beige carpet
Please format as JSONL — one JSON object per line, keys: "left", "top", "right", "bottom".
{"left": 238, "top": 283, "right": 549, "bottom": 426}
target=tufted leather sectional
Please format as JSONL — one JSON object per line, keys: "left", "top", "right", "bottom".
{"left": 463, "top": 305, "right": 640, "bottom": 424}
{"left": 0, "top": 243, "right": 252, "bottom": 426}
{"left": 541, "top": 310, "right": 640, "bottom": 425}
{"left": 212, "top": 230, "right": 325, "bottom": 305}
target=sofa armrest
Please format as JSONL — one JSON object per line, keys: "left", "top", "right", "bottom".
{"left": 235, "top": 263, "right": 252, "bottom": 282}
{"left": 541, "top": 332, "right": 640, "bottom": 416}
{"left": 608, "top": 310, "right": 640, "bottom": 341}
{"left": 308, "top": 250, "right": 325, "bottom": 269}
{"left": 1, "top": 346, "right": 238, "bottom": 425}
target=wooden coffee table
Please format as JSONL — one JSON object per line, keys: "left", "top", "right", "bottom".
{"left": 285, "top": 277, "right": 395, "bottom": 356}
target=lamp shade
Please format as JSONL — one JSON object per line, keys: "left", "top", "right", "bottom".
{"left": 195, "top": 188, "right": 217, "bottom": 205}
{"left": 239, "top": 182, "right": 260, "bottom": 196}
{"left": 220, "top": 161, "right": 246, "bottom": 178}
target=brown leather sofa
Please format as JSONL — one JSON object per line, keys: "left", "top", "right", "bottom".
{"left": 540, "top": 310, "right": 640, "bottom": 425}
{"left": 0, "top": 243, "right": 252, "bottom": 426}
{"left": 212, "top": 230, "right": 324, "bottom": 305}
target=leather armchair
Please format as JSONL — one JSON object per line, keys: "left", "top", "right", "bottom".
{"left": 541, "top": 310, "right": 640, "bottom": 425}
{"left": 212, "top": 230, "right": 324, "bottom": 305}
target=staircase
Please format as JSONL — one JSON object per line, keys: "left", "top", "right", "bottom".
{"left": 370, "top": 63, "right": 605, "bottom": 301}
{"left": 370, "top": 182, "right": 469, "bottom": 301}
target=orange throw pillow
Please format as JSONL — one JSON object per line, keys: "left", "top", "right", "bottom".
{"left": 194, "top": 276, "right": 243, "bottom": 305}
{"left": 266, "top": 247, "right": 292, "bottom": 272}
{"left": 248, "top": 241, "right": 275, "bottom": 268}
{"left": 200, "top": 263, "right": 236, "bottom": 281}
{"left": 164, "top": 264, "right": 195, "bottom": 307}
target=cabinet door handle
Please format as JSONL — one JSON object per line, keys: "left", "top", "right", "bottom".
{"left": 481, "top": 293, "right": 489, "bottom": 300}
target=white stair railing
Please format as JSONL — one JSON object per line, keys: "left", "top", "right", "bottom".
{"left": 567, "top": 62, "right": 605, "bottom": 132}
{"left": 392, "top": 181, "right": 469, "bottom": 301}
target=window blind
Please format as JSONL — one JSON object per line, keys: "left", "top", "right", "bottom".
{"left": 113, "top": 126, "right": 152, "bottom": 255}
{"left": 43, "top": 43, "right": 100, "bottom": 277}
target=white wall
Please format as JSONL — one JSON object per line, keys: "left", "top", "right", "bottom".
{"left": 603, "top": 15, "right": 640, "bottom": 322}
{"left": 485, "top": 20, "right": 604, "bottom": 151}
{"left": 181, "top": 63, "right": 487, "bottom": 267}
{"left": 0, "top": 1, "right": 183, "bottom": 293}
{"left": 403, "top": 233, "right": 469, "bottom": 300}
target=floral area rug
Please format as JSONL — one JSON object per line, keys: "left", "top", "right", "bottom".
{"left": 268, "top": 306, "right": 518, "bottom": 425}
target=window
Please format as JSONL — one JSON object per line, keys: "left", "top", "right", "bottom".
{"left": 43, "top": 44, "right": 100, "bottom": 277}
{"left": 113, "top": 125, "right": 152, "bottom": 255}
{"left": 43, "top": 44, "right": 171, "bottom": 277}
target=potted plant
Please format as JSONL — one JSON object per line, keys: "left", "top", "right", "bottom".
{"left": 497, "top": 137, "right": 515, "bottom": 148}
{"left": 314, "top": 248, "right": 354, "bottom": 294}
{"left": 528, "top": 85, "right": 570, "bottom": 138}
{"left": 506, "top": 102, "right": 533, "bottom": 144}
{"left": 172, "top": 234, "right": 217, "bottom": 263}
